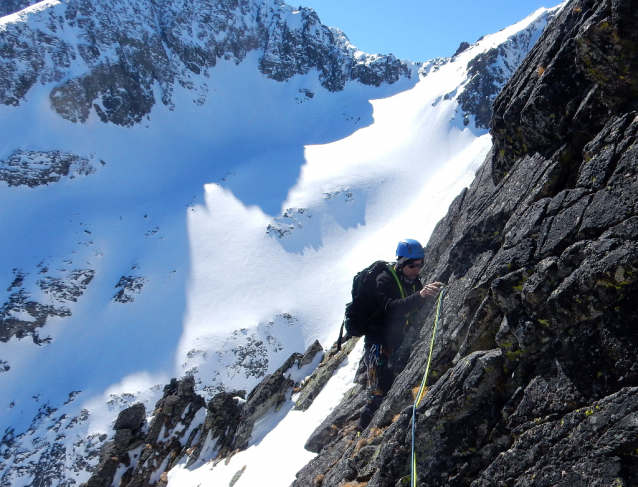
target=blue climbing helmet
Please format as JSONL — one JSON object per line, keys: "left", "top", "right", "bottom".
{"left": 396, "top": 239, "right": 424, "bottom": 259}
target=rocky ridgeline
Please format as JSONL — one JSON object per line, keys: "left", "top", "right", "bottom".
{"left": 81, "top": 340, "right": 328, "bottom": 487}
{"left": 424, "top": 8, "right": 557, "bottom": 131}
{"left": 0, "top": 0, "right": 551, "bottom": 132}
{"left": 290, "top": 1, "right": 638, "bottom": 485}
{"left": 457, "top": 9, "right": 558, "bottom": 129}
{"left": 0, "top": 0, "right": 413, "bottom": 127}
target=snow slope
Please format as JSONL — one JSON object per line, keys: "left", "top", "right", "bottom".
{"left": 0, "top": 2, "right": 561, "bottom": 486}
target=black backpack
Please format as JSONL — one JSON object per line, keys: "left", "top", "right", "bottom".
{"left": 336, "top": 261, "right": 394, "bottom": 350}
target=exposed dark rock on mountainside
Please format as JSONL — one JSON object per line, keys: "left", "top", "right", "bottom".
{"left": 0, "top": 268, "right": 96, "bottom": 345}
{"left": 457, "top": 9, "right": 558, "bottom": 129}
{"left": 80, "top": 342, "right": 324, "bottom": 487}
{"left": 0, "top": 150, "right": 102, "bottom": 187}
{"left": 0, "top": 0, "right": 37, "bottom": 17}
{"left": 291, "top": 0, "right": 638, "bottom": 485}
{"left": 491, "top": 0, "right": 638, "bottom": 183}
{"left": 294, "top": 337, "right": 358, "bottom": 412}
{"left": 0, "top": 0, "right": 412, "bottom": 127}
{"left": 112, "top": 276, "right": 148, "bottom": 303}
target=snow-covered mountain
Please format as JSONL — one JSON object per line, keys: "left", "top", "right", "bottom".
{"left": 0, "top": 1, "right": 560, "bottom": 486}
{"left": 0, "top": 0, "right": 412, "bottom": 126}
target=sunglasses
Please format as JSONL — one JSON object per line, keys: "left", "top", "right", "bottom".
{"left": 406, "top": 262, "right": 424, "bottom": 269}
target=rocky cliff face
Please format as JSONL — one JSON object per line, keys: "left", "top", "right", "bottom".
{"left": 0, "top": 0, "right": 413, "bottom": 127}
{"left": 291, "top": 0, "right": 638, "bottom": 485}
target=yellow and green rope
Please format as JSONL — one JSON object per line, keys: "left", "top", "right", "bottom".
{"left": 411, "top": 287, "right": 445, "bottom": 487}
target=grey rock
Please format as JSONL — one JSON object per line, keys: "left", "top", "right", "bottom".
{"left": 229, "top": 466, "right": 246, "bottom": 487}
{"left": 491, "top": 0, "right": 638, "bottom": 184}
{"left": 113, "top": 403, "right": 145, "bottom": 432}
{"left": 453, "top": 42, "right": 470, "bottom": 57}
{"left": 185, "top": 390, "right": 245, "bottom": 467}
{"left": 78, "top": 338, "right": 331, "bottom": 487}
{"left": 232, "top": 350, "right": 303, "bottom": 450}
{"left": 80, "top": 377, "right": 206, "bottom": 487}
{"left": 294, "top": 337, "right": 356, "bottom": 413}
{"left": 474, "top": 387, "right": 638, "bottom": 486}
{"left": 299, "top": 339, "right": 323, "bottom": 368}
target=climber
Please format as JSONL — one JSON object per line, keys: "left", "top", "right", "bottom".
{"left": 356, "top": 239, "right": 443, "bottom": 432}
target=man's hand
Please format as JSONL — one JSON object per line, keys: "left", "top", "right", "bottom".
{"left": 420, "top": 282, "right": 444, "bottom": 298}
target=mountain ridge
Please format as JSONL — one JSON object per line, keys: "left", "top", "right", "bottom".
{"left": 0, "top": 0, "right": 414, "bottom": 127}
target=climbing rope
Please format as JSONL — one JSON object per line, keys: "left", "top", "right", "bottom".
{"left": 411, "top": 287, "right": 445, "bottom": 487}
{"left": 389, "top": 266, "right": 408, "bottom": 299}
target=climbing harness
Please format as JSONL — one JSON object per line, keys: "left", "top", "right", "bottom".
{"left": 411, "top": 287, "right": 446, "bottom": 487}
{"left": 366, "top": 344, "right": 391, "bottom": 395}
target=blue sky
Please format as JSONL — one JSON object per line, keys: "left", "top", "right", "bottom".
{"left": 298, "top": 0, "right": 563, "bottom": 62}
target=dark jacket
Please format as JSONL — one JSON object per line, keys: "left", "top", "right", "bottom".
{"left": 364, "top": 266, "right": 426, "bottom": 348}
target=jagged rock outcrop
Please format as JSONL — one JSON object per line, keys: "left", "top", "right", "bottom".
{"left": 188, "top": 339, "right": 324, "bottom": 464}
{"left": 82, "top": 403, "right": 146, "bottom": 487}
{"left": 81, "top": 378, "right": 206, "bottom": 487}
{"left": 232, "top": 349, "right": 306, "bottom": 449}
{"left": 291, "top": 1, "right": 638, "bottom": 485}
{"left": 294, "top": 338, "right": 357, "bottom": 413}
{"left": 79, "top": 382, "right": 247, "bottom": 487}
{"left": 80, "top": 340, "right": 323, "bottom": 487}
{"left": 0, "top": 0, "right": 413, "bottom": 127}
{"left": 185, "top": 390, "right": 246, "bottom": 468}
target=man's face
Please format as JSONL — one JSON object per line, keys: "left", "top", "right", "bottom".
{"left": 401, "top": 259, "right": 423, "bottom": 280}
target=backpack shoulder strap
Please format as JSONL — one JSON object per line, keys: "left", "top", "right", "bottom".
{"left": 388, "top": 265, "right": 406, "bottom": 299}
